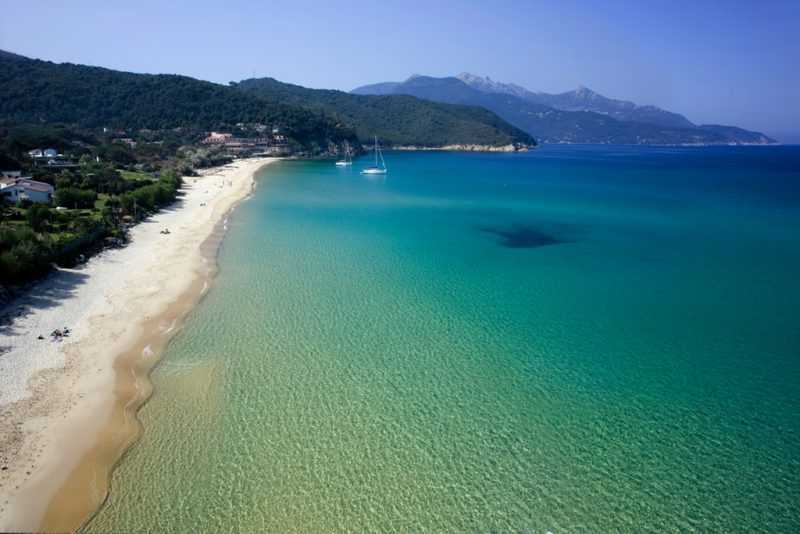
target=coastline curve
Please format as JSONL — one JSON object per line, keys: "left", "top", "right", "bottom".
{"left": 0, "top": 158, "right": 278, "bottom": 532}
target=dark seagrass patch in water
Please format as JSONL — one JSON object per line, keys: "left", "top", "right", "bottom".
{"left": 479, "top": 223, "right": 570, "bottom": 249}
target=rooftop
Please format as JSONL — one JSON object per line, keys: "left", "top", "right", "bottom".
{"left": 0, "top": 177, "right": 54, "bottom": 193}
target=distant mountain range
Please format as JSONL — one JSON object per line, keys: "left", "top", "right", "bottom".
{"left": 353, "top": 74, "right": 776, "bottom": 145}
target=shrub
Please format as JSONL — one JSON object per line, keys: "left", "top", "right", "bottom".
{"left": 0, "top": 227, "right": 54, "bottom": 282}
{"left": 55, "top": 187, "right": 97, "bottom": 209}
{"left": 26, "top": 204, "right": 51, "bottom": 232}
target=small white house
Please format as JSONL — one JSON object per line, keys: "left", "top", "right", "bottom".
{"left": 28, "top": 148, "right": 59, "bottom": 159}
{"left": 0, "top": 177, "right": 55, "bottom": 204}
{"left": 1, "top": 170, "right": 22, "bottom": 178}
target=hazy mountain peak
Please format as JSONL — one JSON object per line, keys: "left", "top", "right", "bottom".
{"left": 456, "top": 72, "right": 536, "bottom": 99}
{"left": 457, "top": 72, "right": 492, "bottom": 84}
{"left": 569, "top": 85, "right": 604, "bottom": 101}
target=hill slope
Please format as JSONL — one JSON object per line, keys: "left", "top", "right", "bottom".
{"left": 0, "top": 51, "right": 534, "bottom": 150}
{"left": 235, "top": 77, "right": 535, "bottom": 148}
{"left": 0, "top": 51, "right": 355, "bottom": 149}
{"left": 354, "top": 75, "right": 775, "bottom": 145}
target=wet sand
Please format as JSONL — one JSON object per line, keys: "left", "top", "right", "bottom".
{"left": 0, "top": 157, "right": 278, "bottom": 532}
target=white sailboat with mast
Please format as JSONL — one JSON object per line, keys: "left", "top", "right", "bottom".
{"left": 335, "top": 141, "right": 353, "bottom": 166}
{"left": 361, "top": 136, "right": 387, "bottom": 175}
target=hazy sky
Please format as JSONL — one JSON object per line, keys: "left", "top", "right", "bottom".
{"left": 1, "top": 0, "right": 798, "bottom": 139}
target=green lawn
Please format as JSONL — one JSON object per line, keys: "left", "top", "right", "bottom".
{"left": 119, "top": 169, "right": 154, "bottom": 182}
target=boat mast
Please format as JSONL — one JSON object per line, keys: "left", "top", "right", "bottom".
{"left": 374, "top": 135, "right": 378, "bottom": 167}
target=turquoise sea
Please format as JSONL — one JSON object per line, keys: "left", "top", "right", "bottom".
{"left": 87, "top": 146, "right": 800, "bottom": 532}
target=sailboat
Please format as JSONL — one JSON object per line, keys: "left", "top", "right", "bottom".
{"left": 360, "top": 136, "right": 387, "bottom": 175}
{"left": 335, "top": 141, "right": 352, "bottom": 167}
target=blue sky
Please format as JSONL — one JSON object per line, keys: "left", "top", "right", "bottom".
{"left": 1, "top": 0, "right": 798, "bottom": 140}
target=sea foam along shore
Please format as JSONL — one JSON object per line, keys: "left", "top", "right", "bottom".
{"left": 0, "top": 157, "right": 277, "bottom": 532}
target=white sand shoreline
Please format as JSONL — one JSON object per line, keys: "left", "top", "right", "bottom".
{"left": 0, "top": 157, "right": 278, "bottom": 531}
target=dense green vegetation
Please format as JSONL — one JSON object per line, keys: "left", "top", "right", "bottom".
{"left": 0, "top": 49, "right": 537, "bottom": 150}
{"left": 0, "top": 50, "right": 355, "bottom": 151}
{"left": 0, "top": 168, "right": 183, "bottom": 283}
{"left": 235, "top": 78, "right": 535, "bottom": 147}
{"left": 0, "top": 124, "right": 210, "bottom": 285}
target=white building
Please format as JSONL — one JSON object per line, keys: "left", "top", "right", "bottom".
{"left": 28, "top": 148, "right": 60, "bottom": 159}
{"left": 0, "top": 177, "right": 55, "bottom": 204}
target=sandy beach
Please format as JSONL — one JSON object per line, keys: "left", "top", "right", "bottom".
{"left": 0, "top": 157, "right": 277, "bottom": 532}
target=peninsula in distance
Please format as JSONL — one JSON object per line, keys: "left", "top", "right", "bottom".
{"left": 352, "top": 73, "right": 776, "bottom": 145}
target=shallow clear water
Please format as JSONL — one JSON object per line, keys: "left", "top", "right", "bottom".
{"left": 87, "top": 146, "right": 800, "bottom": 532}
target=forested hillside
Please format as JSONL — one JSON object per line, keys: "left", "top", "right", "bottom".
{"left": 0, "top": 51, "right": 534, "bottom": 149}
{"left": 235, "top": 77, "right": 535, "bottom": 147}
{"left": 0, "top": 50, "right": 354, "bottom": 149}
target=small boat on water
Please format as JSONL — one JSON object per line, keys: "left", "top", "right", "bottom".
{"left": 361, "top": 136, "right": 387, "bottom": 175}
{"left": 335, "top": 141, "right": 353, "bottom": 167}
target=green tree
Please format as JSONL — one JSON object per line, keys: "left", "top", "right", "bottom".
{"left": 26, "top": 204, "right": 51, "bottom": 232}
{"left": 96, "top": 143, "right": 136, "bottom": 166}
{"left": 0, "top": 226, "right": 54, "bottom": 282}
{"left": 54, "top": 187, "right": 97, "bottom": 209}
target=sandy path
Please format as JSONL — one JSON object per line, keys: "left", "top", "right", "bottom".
{"left": 0, "top": 157, "right": 278, "bottom": 532}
